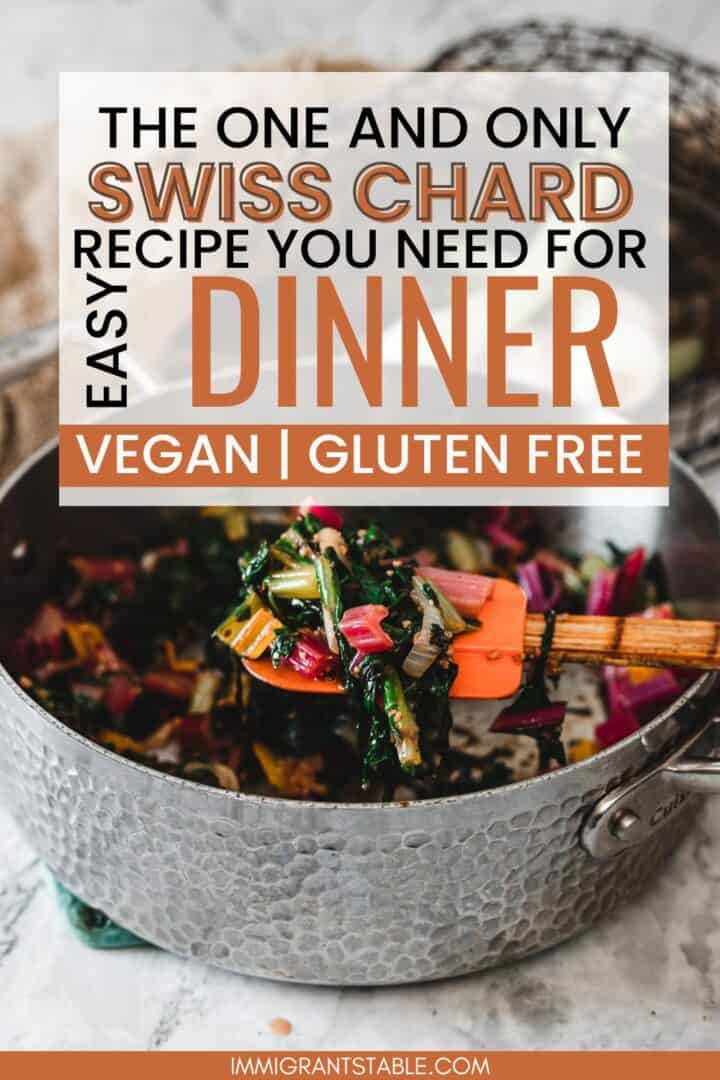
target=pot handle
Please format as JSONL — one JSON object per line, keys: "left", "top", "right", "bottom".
{"left": 664, "top": 755, "right": 720, "bottom": 794}
{"left": 581, "top": 710, "right": 720, "bottom": 858}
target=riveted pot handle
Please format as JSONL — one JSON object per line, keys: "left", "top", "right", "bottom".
{"left": 663, "top": 755, "right": 720, "bottom": 794}
{"left": 581, "top": 713, "right": 720, "bottom": 858}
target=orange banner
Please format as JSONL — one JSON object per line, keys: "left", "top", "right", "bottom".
{"left": 0, "top": 1052, "right": 718, "bottom": 1080}
{"left": 59, "top": 424, "right": 668, "bottom": 488}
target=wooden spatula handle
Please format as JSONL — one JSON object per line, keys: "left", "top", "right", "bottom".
{"left": 523, "top": 614, "right": 720, "bottom": 670}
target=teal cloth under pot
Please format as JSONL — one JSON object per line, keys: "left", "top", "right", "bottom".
{"left": 52, "top": 877, "right": 150, "bottom": 949}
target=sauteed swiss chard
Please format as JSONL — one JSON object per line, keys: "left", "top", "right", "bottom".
{"left": 11, "top": 505, "right": 685, "bottom": 801}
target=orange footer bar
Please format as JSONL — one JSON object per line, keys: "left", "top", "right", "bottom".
{"left": 1, "top": 1052, "right": 718, "bottom": 1079}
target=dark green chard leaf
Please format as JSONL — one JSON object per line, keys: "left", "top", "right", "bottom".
{"left": 270, "top": 627, "right": 298, "bottom": 669}
{"left": 296, "top": 512, "right": 324, "bottom": 538}
{"left": 347, "top": 562, "right": 403, "bottom": 609}
{"left": 605, "top": 539, "right": 627, "bottom": 567}
{"left": 644, "top": 551, "right": 670, "bottom": 605}
{"left": 349, "top": 563, "right": 387, "bottom": 605}
{"left": 490, "top": 611, "right": 567, "bottom": 770}
{"left": 241, "top": 540, "right": 270, "bottom": 589}
{"left": 268, "top": 595, "right": 324, "bottom": 629}
{"left": 355, "top": 656, "right": 393, "bottom": 785}
{"left": 349, "top": 522, "right": 397, "bottom": 559}
{"left": 273, "top": 537, "right": 310, "bottom": 564}
{"left": 406, "top": 657, "right": 457, "bottom": 772}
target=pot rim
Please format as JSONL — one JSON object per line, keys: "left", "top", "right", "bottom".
{"left": 0, "top": 435, "right": 717, "bottom": 813}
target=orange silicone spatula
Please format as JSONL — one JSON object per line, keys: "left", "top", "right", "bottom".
{"left": 243, "top": 580, "right": 720, "bottom": 700}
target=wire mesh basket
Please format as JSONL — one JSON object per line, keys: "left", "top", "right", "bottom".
{"left": 427, "top": 19, "right": 720, "bottom": 472}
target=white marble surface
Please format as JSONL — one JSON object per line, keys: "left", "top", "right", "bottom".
{"left": 1, "top": 0, "right": 720, "bottom": 1054}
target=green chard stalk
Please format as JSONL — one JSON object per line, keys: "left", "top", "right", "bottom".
{"left": 382, "top": 666, "right": 421, "bottom": 770}
{"left": 267, "top": 565, "right": 320, "bottom": 599}
{"left": 314, "top": 554, "right": 342, "bottom": 654}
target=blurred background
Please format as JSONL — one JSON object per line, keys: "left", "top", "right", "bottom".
{"left": 2, "top": 0, "right": 720, "bottom": 134}
{"left": 2, "top": 0, "right": 720, "bottom": 482}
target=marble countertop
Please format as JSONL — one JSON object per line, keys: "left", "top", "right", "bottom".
{"left": 1, "top": 0, "right": 720, "bottom": 1053}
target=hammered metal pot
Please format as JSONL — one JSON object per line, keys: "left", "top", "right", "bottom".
{"left": 0, "top": 434, "right": 718, "bottom": 985}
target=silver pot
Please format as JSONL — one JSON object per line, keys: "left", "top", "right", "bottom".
{"left": 0, "top": 331, "right": 719, "bottom": 985}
